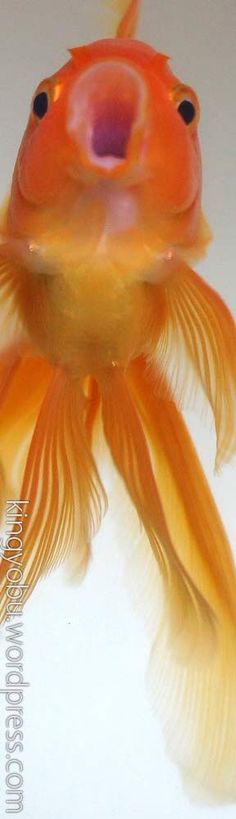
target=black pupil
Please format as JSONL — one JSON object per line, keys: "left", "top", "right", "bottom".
{"left": 178, "top": 99, "right": 196, "bottom": 125}
{"left": 33, "top": 91, "right": 48, "bottom": 119}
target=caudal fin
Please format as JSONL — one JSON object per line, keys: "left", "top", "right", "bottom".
{"left": 0, "top": 349, "right": 53, "bottom": 502}
{"left": 99, "top": 365, "right": 215, "bottom": 664}
{"left": 0, "top": 367, "right": 106, "bottom": 623}
{"left": 126, "top": 356, "right": 236, "bottom": 802}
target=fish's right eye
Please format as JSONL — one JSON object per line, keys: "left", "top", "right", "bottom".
{"left": 32, "top": 91, "right": 49, "bottom": 119}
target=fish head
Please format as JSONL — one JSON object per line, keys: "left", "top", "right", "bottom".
{"left": 10, "top": 41, "right": 201, "bottom": 215}
{"left": 5, "top": 1, "right": 208, "bottom": 277}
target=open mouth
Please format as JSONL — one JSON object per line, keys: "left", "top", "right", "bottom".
{"left": 92, "top": 97, "right": 136, "bottom": 161}
{"left": 68, "top": 60, "right": 147, "bottom": 173}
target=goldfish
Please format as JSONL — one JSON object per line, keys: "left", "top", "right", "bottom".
{"left": 0, "top": 0, "right": 235, "bottom": 803}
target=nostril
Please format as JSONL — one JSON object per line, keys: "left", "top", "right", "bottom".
{"left": 92, "top": 99, "right": 136, "bottom": 160}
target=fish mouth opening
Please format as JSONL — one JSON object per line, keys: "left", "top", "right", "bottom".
{"left": 68, "top": 61, "right": 146, "bottom": 173}
{"left": 91, "top": 96, "right": 137, "bottom": 163}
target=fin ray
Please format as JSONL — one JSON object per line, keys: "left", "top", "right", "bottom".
{"left": 99, "top": 365, "right": 215, "bottom": 662}
{"left": 126, "top": 356, "right": 236, "bottom": 802}
{"left": 151, "top": 263, "right": 236, "bottom": 467}
{"left": 0, "top": 368, "right": 107, "bottom": 622}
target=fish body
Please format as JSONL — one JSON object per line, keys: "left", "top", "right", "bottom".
{"left": 2, "top": 26, "right": 205, "bottom": 373}
{"left": 0, "top": 0, "right": 236, "bottom": 804}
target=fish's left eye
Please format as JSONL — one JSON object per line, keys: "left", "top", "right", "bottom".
{"left": 32, "top": 91, "right": 49, "bottom": 119}
{"left": 177, "top": 99, "right": 196, "bottom": 125}
{"left": 173, "top": 85, "right": 199, "bottom": 129}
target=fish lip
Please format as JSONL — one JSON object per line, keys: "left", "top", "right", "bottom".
{"left": 67, "top": 59, "right": 148, "bottom": 175}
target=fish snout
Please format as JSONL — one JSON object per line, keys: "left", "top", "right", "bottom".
{"left": 67, "top": 61, "right": 148, "bottom": 176}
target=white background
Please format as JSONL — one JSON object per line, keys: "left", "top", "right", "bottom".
{"left": 0, "top": 1, "right": 236, "bottom": 817}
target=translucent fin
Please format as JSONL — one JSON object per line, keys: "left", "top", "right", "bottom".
{"left": 0, "top": 368, "right": 107, "bottom": 622}
{"left": 0, "top": 350, "right": 53, "bottom": 501}
{"left": 151, "top": 262, "right": 236, "bottom": 468}
{"left": 99, "top": 366, "right": 215, "bottom": 662}
{"left": 0, "top": 254, "right": 27, "bottom": 352}
{"left": 126, "top": 356, "right": 236, "bottom": 802}
{"left": 116, "top": 0, "right": 140, "bottom": 37}
{"left": 102, "top": 0, "right": 140, "bottom": 38}
{"left": 150, "top": 622, "right": 236, "bottom": 803}
{"left": 0, "top": 198, "right": 29, "bottom": 349}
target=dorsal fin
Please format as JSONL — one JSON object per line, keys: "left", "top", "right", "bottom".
{"left": 116, "top": 0, "right": 140, "bottom": 38}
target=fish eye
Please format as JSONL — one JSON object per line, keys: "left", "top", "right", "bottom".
{"left": 172, "top": 85, "right": 199, "bottom": 129}
{"left": 32, "top": 91, "right": 49, "bottom": 119}
{"left": 177, "top": 99, "right": 196, "bottom": 125}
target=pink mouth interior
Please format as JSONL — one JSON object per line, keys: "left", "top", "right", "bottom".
{"left": 92, "top": 98, "right": 136, "bottom": 160}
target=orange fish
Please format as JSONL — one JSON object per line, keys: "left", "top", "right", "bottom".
{"left": 0, "top": 0, "right": 235, "bottom": 802}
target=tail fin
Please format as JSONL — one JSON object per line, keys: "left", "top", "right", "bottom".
{"left": 0, "top": 367, "right": 106, "bottom": 623}
{"left": 99, "top": 365, "right": 215, "bottom": 663}
{"left": 0, "top": 349, "right": 53, "bottom": 501}
{"left": 126, "top": 356, "right": 236, "bottom": 802}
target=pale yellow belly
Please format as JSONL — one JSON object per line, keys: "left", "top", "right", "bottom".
{"left": 20, "top": 259, "right": 152, "bottom": 375}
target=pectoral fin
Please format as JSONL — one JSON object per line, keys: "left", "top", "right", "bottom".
{"left": 150, "top": 262, "right": 236, "bottom": 467}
